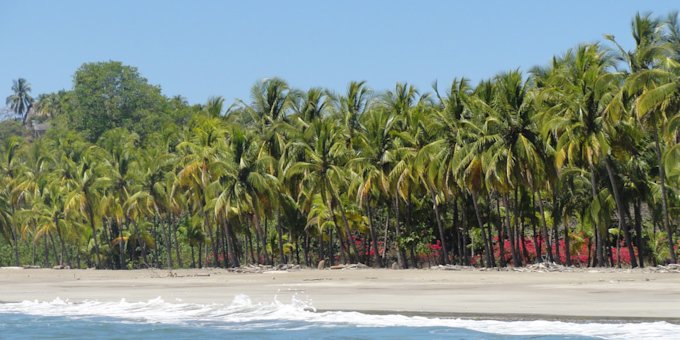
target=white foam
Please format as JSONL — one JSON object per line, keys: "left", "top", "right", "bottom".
{"left": 0, "top": 295, "right": 677, "bottom": 339}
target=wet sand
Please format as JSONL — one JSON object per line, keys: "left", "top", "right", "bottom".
{"left": 1, "top": 268, "right": 678, "bottom": 321}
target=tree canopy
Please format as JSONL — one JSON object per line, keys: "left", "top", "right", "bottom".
{"left": 0, "top": 12, "right": 678, "bottom": 270}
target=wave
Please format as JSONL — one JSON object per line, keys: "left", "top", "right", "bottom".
{"left": 0, "top": 295, "right": 677, "bottom": 339}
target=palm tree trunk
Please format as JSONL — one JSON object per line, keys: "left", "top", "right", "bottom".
{"left": 173, "top": 218, "right": 183, "bottom": 267}
{"left": 634, "top": 198, "right": 644, "bottom": 268}
{"left": 317, "top": 232, "right": 324, "bottom": 266}
{"left": 328, "top": 203, "right": 348, "bottom": 264}
{"left": 55, "top": 216, "right": 66, "bottom": 267}
{"left": 43, "top": 232, "right": 49, "bottom": 268}
{"left": 512, "top": 187, "right": 523, "bottom": 266}
{"left": 604, "top": 157, "right": 637, "bottom": 268}
{"left": 204, "top": 213, "right": 218, "bottom": 267}
{"left": 590, "top": 169, "right": 605, "bottom": 267}
{"left": 460, "top": 197, "right": 470, "bottom": 266}
{"left": 164, "top": 217, "right": 173, "bottom": 269}
{"left": 393, "top": 193, "right": 406, "bottom": 268}
{"left": 534, "top": 187, "right": 554, "bottom": 263}
{"left": 303, "top": 229, "right": 310, "bottom": 267}
{"left": 471, "top": 191, "right": 493, "bottom": 268}
{"left": 87, "top": 208, "right": 101, "bottom": 268}
{"left": 190, "top": 245, "right": 196, "bottom": 268}
{"left": 275, "top": 210, "right": 286, "bottom": 264}
{"left": 9, "top": 224, "right": 20, "bottom": 266}
{"left": 224, "top": 217, "right": 239, "bottom": 268}
{"left": 503, "top": 195, "right": 520, "bottom": 267}
{"left": 329, "top": 185, "right": 359, "bottom": 263}
{"left": 652, "top": 122, "right": 676, "bottom": 264}
{"left": 365, "top": 198, "right": 382, "bottom": 268}
{"left": 551, "top": 186, "right": 562, "bottom": 263}
{"left": 494, "top": 196, "right": 506, "bottom": 267}
{"left": 431, "top": 191, "right": 449, "bottom": 265}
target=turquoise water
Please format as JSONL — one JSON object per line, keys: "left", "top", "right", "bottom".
{"left": 0, "top": 296, "right": 676, "bottom": 339}
{"left": 0, "top": 313, "right": 593, "bottom": 339}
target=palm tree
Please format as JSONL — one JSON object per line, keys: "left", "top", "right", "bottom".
{"left": 472, "top": 71, "right": 549, "bottom": 266}
{"left": 537, "top": 44, "right": 621, "bottom": 266}
{"left": 608, "top": 12, "right": 672, "bottom": 265}
{"left": 0, "top": 137, "right": 24, "bottom": 265}
{"left": 214, "top": 126, "right": 276, "bottom": 267}
{"left": 285, "top": 117, "right": 360, "bottom": 263}
{"left": 423, "top": 78, "right": 472, "bottom": 264}
{"left": 64, "top": 149, "right": 109, "bottom": 268}
{"left": 177, "top": 116, "right": 225, "bottom": 266}
{"left": 6, "top": 78, "right": 34, "bottom": 125}
{"left": 351, "top": 108, "right": 399, "bottom": 267}
{"left": 336, "top": 81, "right": 372, "bottom": 147}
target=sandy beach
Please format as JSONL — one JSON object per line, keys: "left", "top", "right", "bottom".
{"left": 1, "top": 268, "right": 678, "bottom": 321}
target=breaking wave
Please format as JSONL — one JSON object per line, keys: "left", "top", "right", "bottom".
{"left": 0, "top": 295, "right": 677, "bottom": 339}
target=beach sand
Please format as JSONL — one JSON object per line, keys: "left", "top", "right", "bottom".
{"left": 1, "top": 268, "right": 678, "bottom": 321}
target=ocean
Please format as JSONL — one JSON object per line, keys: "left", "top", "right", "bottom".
{"left": 0, "top": 295, "right": 676, "bottom": 339}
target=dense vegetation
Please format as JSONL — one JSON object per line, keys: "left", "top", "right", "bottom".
{"left": 1, "top": 13, "right": 679, "bottom": 269}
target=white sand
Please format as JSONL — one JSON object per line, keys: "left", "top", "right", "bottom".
{"left": 1, "top": 268, "right": 678, "bottom": 320}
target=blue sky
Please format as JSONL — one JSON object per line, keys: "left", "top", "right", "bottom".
{"left": 1, "top": 1, "right": 678, "bottom": 105}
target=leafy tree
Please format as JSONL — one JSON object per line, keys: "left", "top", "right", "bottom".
{"left": 70, "top": 61, "right": 165, "bottom": 141}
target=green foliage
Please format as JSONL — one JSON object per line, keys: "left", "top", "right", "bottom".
{"left": 69, "top": 61, "right": 168, "bottom": 142}
{"left": 1, "top": 11, "right": 679, "bottom": 269}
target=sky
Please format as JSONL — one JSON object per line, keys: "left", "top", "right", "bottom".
{"left": 1, "top": 1, "right": 678, "bottom": 106}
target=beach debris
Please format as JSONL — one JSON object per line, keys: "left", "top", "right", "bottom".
{"left": 0, "top": 266, "right": 23, "bottom": 270}
{"left": 330, "top": 264, "right": 345, "bottom": 270}
{"left": 317, "top": 260, "right": 325, "bottom": 270}
{"left": 23, "top": 265, "right": 41, "bottom": 269}
{"left": 645, "top": 264, "right": 680, "bottom": 273}
{"left": 432, "top": 265, "right": 476, "bottom": 271}
{"left": 391, "top": 262, "right": 399, "bottom": 270}
{"left": 520, "top": 262, "right": 571, "bottom": 272}
{"left": 342, "top": 263, "right": 368, "bottom": 270}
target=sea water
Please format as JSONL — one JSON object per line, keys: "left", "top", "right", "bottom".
{"left": 0, "top": 295, "right": 677, "bottom": 339}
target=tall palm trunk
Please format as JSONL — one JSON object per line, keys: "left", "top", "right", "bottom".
{"left": 503, "top": 195, "right": 520, "bottom": 267}
{"left": 393, "top": 193, "right": 406, "bottom": 268}
{"left": 223, "top": 217, "right": 239, "bottom": 267}
{"left": 173, "top": 218, "right": 183, "bottom": 267}
{"left": 590, "top": 169, "right": 605, "bottom": 267}
{"left": 604, "top": 158, "right": 637, "bottom": 268}
{"left": 471, "top": 191, "right": 493, "bottom": 267}
{"left": 431, "top": 191, "right": 449, "bottom": 265}
{"left": 652, "top": 121, "right": 676, "bottom": 264}
{"left": 329, "top": 185, "right": 359, "bottom": 263}
{"left": 87, "top": 207, "right": 101, "bottom": 268}
{"left": 534, "top": 188, "right": 554, "bottom": 263}
{"left": 55, "top": 216, "right": 66, "bottom": 267}
{"left": 9, "top": 224, "right": 20, "bottom": 267}
{"left": 275, "top": 210, "right": 286, "bottom": 264}
{"left": 163, "top": 216, "right": 173, "bottom": 269}
{"left": 551, "top": 185, "right": 562, "bottom": 263}
{"left": 634, "top": 198, "right": 644, "bottom": 268}
{"left": 459, "top": 197, "right": 470, "bottom": 266}
{"left": 495, "top": 196, "right": 506, "bottom": 267}
{"left": 365, "top": 197, "right": 382, "bottom": 268}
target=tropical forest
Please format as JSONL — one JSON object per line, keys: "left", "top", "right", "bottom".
{"left": 1, "top": 13, "right": 679, "bottom": 270}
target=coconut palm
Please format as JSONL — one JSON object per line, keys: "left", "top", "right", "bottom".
{"left": 351, "top": 108, "right": 399, "bottom": 267}
{"left": 536, "top": 44, "right": 621, "bottom": 266}
{"left": 626, "top": 60, "right": 680, "bottom": 263}
{"left": 6, "top": 78, "right": 34, "bottom": 125}
{"left": 177, "top": 116, "right": 225, "bottom": 266}
{"left": 214, "top": 126, "right": 277, "bottom": 266}
{"left": 64, "top": 148, "right": 109, "bottom": 268}
{"left": 285, "top": 117, "right": 360, "bottom": 263}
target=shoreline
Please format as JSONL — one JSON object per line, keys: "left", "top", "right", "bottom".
{"left": 1, "top": 268, "right": 678, "bottom": 322}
